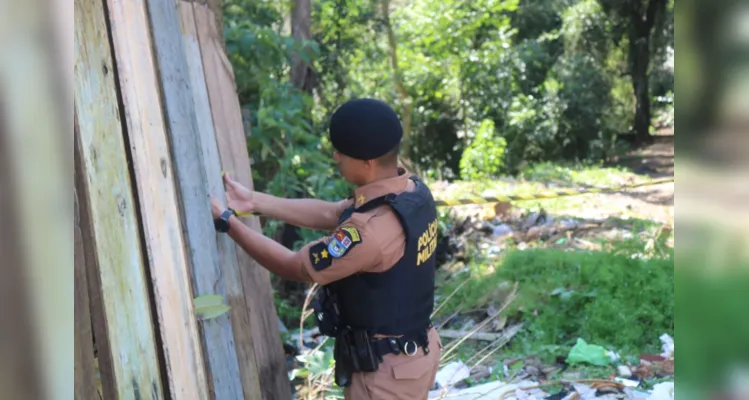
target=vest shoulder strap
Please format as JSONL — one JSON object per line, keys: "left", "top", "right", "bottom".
{"left": 338, "top": 176, "right": 426, "bottom": 224}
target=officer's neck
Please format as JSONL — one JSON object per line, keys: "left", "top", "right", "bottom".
{"left": 358, "top": 165, "right": 400, "bottom": 187}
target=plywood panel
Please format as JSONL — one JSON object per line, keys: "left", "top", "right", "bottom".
{"left": 73, "top": 0, "right": 164, "bottom": 397}
{"left": 144, "top": 0, "right": 246, "bottom": 397}
{"left": 74, "top": 113, "right": 99, "bottom": 400}
{"left": 178, "top": 3, "right": 264, "bottom": 398}
{"left": 193, "top": 4, "right": 292, "bottom": 399}
{"left": 104, "top": 0, "right": 209, "bottom": 397}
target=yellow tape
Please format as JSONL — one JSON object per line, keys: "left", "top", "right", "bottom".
{"left": 230, "top": 177, "right": 673, "bottom": 217}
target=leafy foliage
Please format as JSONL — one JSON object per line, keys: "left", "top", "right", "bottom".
{"left": 459, "top": 119, "right": 507, "bottom": 180}
{"left": 223, "top": 0, "right": 353, "bottom": 244}
{"left": 222, "top": 0, "right": 672, "bottom": 188}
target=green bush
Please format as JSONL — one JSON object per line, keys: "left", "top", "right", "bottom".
{"left": 435, "top": 242, "right": 674, "bottom": 361}
{"left": 459, "top": 119, "right": 508, "bottom": 180}
{"left": 499, "top": 249, "right": 674, "bottom": 357}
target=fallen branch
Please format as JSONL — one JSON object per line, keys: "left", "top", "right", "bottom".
{"left": 298, "top": 283, "right": 319, "bottom": 350}
{"left": 432, "top": 278, "right": 471, "bottom": 319}
{"left": 438, "top": 324, "right": 522, "bottom": 342}
{"left": 441, "top": 282, "right": 518, "bottom": 359}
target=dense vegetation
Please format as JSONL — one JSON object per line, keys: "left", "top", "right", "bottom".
{"left": 222, "top": 0, "right": 674, "bottom": 229}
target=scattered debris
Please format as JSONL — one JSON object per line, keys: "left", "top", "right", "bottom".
{"left": 513, "top": 356, "right": 560, "bottom": 382}
{"left": 428, "top": 379, "right": 539, "bottom": 400}
{"left": 438, "top": 323, "right": 522, "bottom": 342}
{"left": 649, "top": 382, "right": 674, "bottom": 400}
{"left": 633, "top": 354, "right": 674, "bottom": 379}
{"left": 659, "top": 333, "right": 674, "bottom": 359}
{"left": 434, "top": 361, "right": 471, "bottom": 389}
{"left": 435, "top": 204, "right": 671, "bottom": 268}
{"left": 493, "top": 223, "right": 514, "bottom": 238}
{"left": 614, "top": 377, "right": 640, "bottom": 388}
{"left": 468, "top": 365, "right": 493, "bottom": 383}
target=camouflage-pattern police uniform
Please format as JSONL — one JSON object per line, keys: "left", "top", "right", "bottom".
{"left": 300, "top": 99, "right": 442, "bottom": 399}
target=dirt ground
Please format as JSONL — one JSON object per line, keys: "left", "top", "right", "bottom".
{"left": 614, "top": 132, "right": 674, "bottom": 200}
{"left": 437, "top": 133, "right": 676, "bottom": 227}
{"left": 609, "top": 132, "right": 674, "bottom": 224}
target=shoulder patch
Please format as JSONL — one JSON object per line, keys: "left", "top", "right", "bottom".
{"left": 309, "top": 242, "right": 333, "bottom": 271}
{"left": 328, "top": 226, "right": 362, "bottom": 258}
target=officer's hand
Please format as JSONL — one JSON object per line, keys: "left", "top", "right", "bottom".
{"left": 210, "top": 195, "right": 225, "bottom": 219}
{"left": 223, "top": 172, "right": 254, "bottom": 214}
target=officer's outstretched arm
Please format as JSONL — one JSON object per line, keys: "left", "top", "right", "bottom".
{"left": 253, "top": 191, "right": 353, "bottom": 231}
{"left": 226, "top": 214, "right": 315, "bottom": 282}
{"left": 226, "top": 213, "right": 381, "bottom": 285}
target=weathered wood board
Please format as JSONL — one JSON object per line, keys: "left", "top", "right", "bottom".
{"left": 178, "top": 2, "right": 264, "bottom": 398}
{"left": 144, "top": 0, "right": 246, "bottom": 397}
{"left": 193, "top": 4, "right": 292, "bottom": 399}
{"left": 103, "top": 0, "right": 209, "bottom": 397}
{"left": 74, "top": 0, "right": 164, "bottom": 397}
{"left": 74, "top": 113, "right": 99, "bottom": 400}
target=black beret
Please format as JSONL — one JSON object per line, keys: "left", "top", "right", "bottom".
{"left": 329, "top": 98, "right": 403, "bottom": 160}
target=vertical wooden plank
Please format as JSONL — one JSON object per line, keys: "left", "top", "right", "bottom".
{"left": 103, "top": 0, "right": 209, "bottom": 398}
{"left": 74, "top": 0, "right": 165, "bottom": 398}
{"left": 178, "top": 3, "right": 264, "bottom": 399}
{"left": 193, "top": 4, "right": 292, "bottom": 399}
{"left": 75, "top": 133, "right": 118, "bottom": 400}
{"left": 74, "top": 113, "right": 99, "bottom": 400}
{"left": 74, "top": 7, "right": 157, "bottom": 400}
{"left": 143, "top": 0, "right": 245, "bottom": 398}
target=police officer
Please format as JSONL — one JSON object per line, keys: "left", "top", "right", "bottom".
{"left": 211, "top": 98, "right": 442, "bottom": 399}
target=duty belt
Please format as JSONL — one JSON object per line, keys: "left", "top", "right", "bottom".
{"left": 370, "top": 325, "right": 432, "bottom": 359}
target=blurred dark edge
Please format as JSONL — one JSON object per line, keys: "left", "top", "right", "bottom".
{"left": 0, "top": 105, "right": 44, "bottom": 399}
{"left": 0, "top": 0, "right": 73, "bottom": 399}
{"left": 675, "top": 0, "right": 747, "bottom": 164}
{"left": 675, "top": 0, "right": 749, "bottom": 399}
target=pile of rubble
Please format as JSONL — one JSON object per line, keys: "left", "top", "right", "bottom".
{"left": 427, "top": 334, "right": 675, "bottom": 400}
{"left": 438, "top": 206, "right": 667, "bottom": 263}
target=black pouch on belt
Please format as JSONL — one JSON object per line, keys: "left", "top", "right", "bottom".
{"left": 312, "top": 286, "right": 341, "bottom": 337}
{"left": 334, "top": 331, "right": 353, "bottom": 387}
{"left": 351, "top": 330, "right": 380, "bottom": 372}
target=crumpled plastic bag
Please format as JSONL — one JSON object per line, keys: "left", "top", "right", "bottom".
{"left": 650, "top": 382, "right": 674, "bottom": 400}
{"left": 566, "top": 338, "right": 611, "bottom": 366}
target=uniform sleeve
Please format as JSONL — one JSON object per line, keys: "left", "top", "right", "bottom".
{"left": 333, "top": 198, "right": 354, "bottom": 220}
{"left": 298, "top": 219, "right": 383, "bottom": 286}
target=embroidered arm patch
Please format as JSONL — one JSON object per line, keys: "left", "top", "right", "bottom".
{"left": 309, "top": 242, "right": 332, "bottom": 271}
{"left": 327, "top": 226, "right": 362, "bottom": 258}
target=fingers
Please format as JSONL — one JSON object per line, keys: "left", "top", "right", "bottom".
{"left": 209, "top": 194, "right": 220, "bottom": 207}
{"left": 223, "top": 171, "right": 242, "bottom": 186}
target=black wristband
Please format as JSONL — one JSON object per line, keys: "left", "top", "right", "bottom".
{"left": 214, "top": 208, "right": 236, "bottom": 233}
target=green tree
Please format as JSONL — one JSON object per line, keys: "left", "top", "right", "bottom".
{"left": 598, "top": 0, "right": 670, "bottom": 144}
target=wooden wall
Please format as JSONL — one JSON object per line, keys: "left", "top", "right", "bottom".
{"left": 73, "top": 0, "right": 290, "bottom": 398}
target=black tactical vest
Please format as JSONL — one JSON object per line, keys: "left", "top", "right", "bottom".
{"left": 330, "top": 176, "right": 438, "bottom": 336}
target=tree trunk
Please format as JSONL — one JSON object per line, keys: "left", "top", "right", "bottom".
{"left": 626, "top": 0, "right": 667, "bottom": 145}
{"left": 630, "top": 34, "right": 652, "bottom": 144}
{"left": 290, "top": 0, "right": 315, "bottom": 93}
{"left": 381, "top": 0, "right": 413, "bottom": 164}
